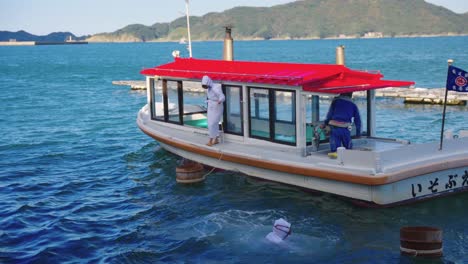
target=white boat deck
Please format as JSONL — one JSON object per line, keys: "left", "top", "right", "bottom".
{"left": 139, "top": 105, "right": 468, "bottom": 179}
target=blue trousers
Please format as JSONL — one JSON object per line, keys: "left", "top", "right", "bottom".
{"left": 330, "top": 127, "right": 352, "bottom": 152}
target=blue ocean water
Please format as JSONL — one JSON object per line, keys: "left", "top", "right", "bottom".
{"left": 0, "top": 37, "right": 467, "bottom": 263}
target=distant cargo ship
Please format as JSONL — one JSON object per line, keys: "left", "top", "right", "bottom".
{"left": 0, "top": 36, "right": 87, "bottom": 46}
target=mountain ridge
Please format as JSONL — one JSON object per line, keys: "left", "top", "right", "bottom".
{"left": 2, "top": 0, "right": 467, "bottom": 42}
{"left": 0, "top": 30, "right": 89, "bottom": 42}
{"left": 87, "top": 0, "right": 468, "bottom": 42}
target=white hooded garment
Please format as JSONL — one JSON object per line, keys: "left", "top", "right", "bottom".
{"left": 266, "top": 218, "right": 292, "bottom": 244}
{"left": 202, "top": 76, "right": 225, "bottom": 138}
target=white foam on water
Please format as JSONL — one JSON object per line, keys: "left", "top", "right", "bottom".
{"left": 168, "top": 209, "right": 341, "bottom": 257}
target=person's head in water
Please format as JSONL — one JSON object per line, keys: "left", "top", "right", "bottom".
{"left": 266, "top": 218, "right": 292, "bottom": 243}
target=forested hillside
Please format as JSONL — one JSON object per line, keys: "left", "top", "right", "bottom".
{"left": 87, "top": 0, "right": 468, "bottom": 42}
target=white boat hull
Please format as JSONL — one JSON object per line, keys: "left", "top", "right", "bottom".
{"left": 137, "top": 106, "right": 468, "bottom": 206}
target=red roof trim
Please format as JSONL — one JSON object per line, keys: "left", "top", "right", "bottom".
{"left": 141, "top": 58, "right": 414, "bottom": 94}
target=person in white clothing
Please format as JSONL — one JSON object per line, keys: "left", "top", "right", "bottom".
{"left": 266, "top": 218, "right": 292, "bottom": 244}
{"left": 201, "top": 75, "right": 225, "bottom": 146}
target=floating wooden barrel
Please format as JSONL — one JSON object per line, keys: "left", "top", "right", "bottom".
{"left": 176, "top": 161, "right": 205, "bottom": 183}
{"left": 400, "top": 226, "right": 443, "bottom": 257}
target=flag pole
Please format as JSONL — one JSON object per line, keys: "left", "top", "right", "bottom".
{"left": 439, "top": 59, "right": 453, "bottom": 151}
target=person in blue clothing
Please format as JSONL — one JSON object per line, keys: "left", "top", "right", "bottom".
{"left": 321, "top": 92, "right": 361, "bottom": 157}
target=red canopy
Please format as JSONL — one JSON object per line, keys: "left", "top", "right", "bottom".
{"left": 141, "top": 58, "right": 414, "bottom": 94}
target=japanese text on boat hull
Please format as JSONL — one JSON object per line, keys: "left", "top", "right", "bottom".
{"left": 373, "top": 168, "right": 468, "bottom": 204}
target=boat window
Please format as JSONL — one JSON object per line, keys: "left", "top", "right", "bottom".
{"left": 224, "top": 85, "right": 243, "bottom": 135}
{"left": 305, "top": 95, "right": 321, "bottom": 144}
{"left": 274, "top": 90, "right": 296, "bottom": 144}
{"left": 150, "top": 79, "right": 209, "bottom": 127}
{"left": 182, "top": 81, "right": 208, "bottom": 128}
{"left": 166, "top": 80, "right": 183, "bottom": 124}
{"left": 150, "top": 78, "right": 164, "bottom": 121}
{"left": 248, "top": 87, "right": 297, "bottom": 145}
{"left": 249, "top": 88, "right": 271, "bottom": 140}
{"left": 358, "top": 98, "right": 367, "bottom": 137}
{"left": 305, "top": 94, "right": 368, "bottom": 147}
{"left": 321, "top": 95, "right": 367, "bottom": 137}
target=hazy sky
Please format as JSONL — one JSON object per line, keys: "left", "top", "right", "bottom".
{"left": 0, "top": 0, "right": 467, "bottom": 36}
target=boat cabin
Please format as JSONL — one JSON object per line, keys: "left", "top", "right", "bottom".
{"left": 141, "top": 58, "right": 414, "bottom": 155}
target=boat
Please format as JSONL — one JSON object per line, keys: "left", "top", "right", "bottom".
{"left": 136, "top": 32, "right": 468, "bottom": 207}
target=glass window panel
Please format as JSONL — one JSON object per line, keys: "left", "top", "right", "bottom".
{"left": 274, "top": 90, "right": 296, "bottom": 144}
{"left": 225, "top": 85, "right": 242, "bottom": 135}
{"left": 249, "top": 88, "right": 270, "bottom": 139}
{"left": 354, "top": 99, "right": 367, "bottom": 136}
{"left": 320, "top": 95, "right": 366, "bottom": 137}
{"left": 275, "top": 91, "right": 295, "bottom": 122}
{"left": 183, "top": 81, "right": 208, "bottom": 128}
{"left": 167, "top": 81, "right": 181, "bottom": 123}
{"left": 151, "top": 78, "right": 164, "bottom": 120}
{"left": 306, "top": 95, "right": 320, "bottom": 144}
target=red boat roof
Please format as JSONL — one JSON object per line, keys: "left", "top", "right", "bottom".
{"left": 141, "top": 58, "right": 414, "bottom": 94}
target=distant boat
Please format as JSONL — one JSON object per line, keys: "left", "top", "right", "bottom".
{"left": 179, "top": 38, "right": 187, "bottom": 44}
{"left": 64, "top": 35, "right": 87, "bottom": 45}
{"left": 65, "top": 35, "right": 77, "bottom": 42}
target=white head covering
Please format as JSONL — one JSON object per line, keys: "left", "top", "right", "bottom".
{"left": 201, "top": 75, "right": 213, "bottom": 88}
{"left": 266, "top": 218, "right": 291, "bottom": 243}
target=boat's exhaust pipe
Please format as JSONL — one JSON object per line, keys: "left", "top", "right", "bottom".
{"left": 336, "top": 45, "right": 345, "bottom": 65}
{"left": 223, "top": 26, "right": 234, "bottom": 61}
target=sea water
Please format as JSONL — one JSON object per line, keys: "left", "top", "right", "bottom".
{"left": 0, "top": 37, "right": 467, "bottom": 263}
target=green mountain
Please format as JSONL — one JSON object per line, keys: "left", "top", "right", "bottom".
{"left": 0, "top": 30, "right": 88, "bottom": 42}
{"left": 87, "top": 0, "right": 468, "bottom": 42}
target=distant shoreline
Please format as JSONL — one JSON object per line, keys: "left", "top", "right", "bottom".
{"left": 3, "top": 32, "right": 465, "bottom": 44}
{"left": 85, "top": 33, "right": 468, "bottom": 43}
{"left": 0, "top": 40, "right": 88, "bottom": 46}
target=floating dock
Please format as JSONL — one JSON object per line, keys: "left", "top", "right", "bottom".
{"left": 113, "top": 80, "right": 467, "bottom": 106}
{"left": 356, "top": 87, "right": 467, "bottom": 106}
{"left": 112, "top": 80, "right": 146, "bottom": 90}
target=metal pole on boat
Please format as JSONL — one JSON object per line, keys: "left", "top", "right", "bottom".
{"left": 223, "top": 26, "right": 234, "bottom": 61}
{"left": 336, "top": 45, "right": 345, "bottom": 65}
{"left": 185, "top": 0, "right": 193, "bottom": 58}
{"left": 439, "top": 59, "right": 453, "bottom": 151}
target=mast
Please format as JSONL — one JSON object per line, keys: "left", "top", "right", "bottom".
{"left": 185, "top": 0, "right": 193, "bottom": 58}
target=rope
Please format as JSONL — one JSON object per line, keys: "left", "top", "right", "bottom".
{"left": 400, "top": 246, "right": 443, "bottom": 256}
{"left": 201, "top": 151, "right": 224, "bottom": 178}
{"left": 203, "top": 123, "right": 225, "bottom": 178}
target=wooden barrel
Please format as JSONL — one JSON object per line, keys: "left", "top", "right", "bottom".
{"left": 176, "top": 162, "right": 205, "bottom": 183}
{"left": 400, "top": 226, "right": 443, "bottom": 257}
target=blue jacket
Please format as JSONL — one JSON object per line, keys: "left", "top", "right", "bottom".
{"left": 324, "top": 95, "right": 362, "bottom": 136}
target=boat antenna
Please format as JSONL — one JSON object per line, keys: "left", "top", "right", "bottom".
{"left": 185, "top": 0, "right": 193, "bottom": 58}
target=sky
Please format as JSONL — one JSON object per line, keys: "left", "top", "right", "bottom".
{"left": 0, "top": 0, "right": 467, "bottom": 36}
